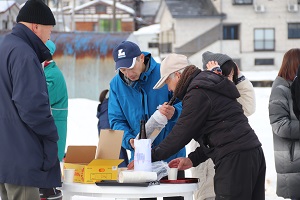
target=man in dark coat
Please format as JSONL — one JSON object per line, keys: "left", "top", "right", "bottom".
{"left": 0, "top": 0, "right": 61, "bottom": 199}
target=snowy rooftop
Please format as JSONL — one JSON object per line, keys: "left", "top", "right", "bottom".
{"left": 0, "top": 1, "right": 18, "bottom": 13}
{"left": 66, "top": 0, "right": 135, "bottom": 15}
{"left": 134, "top": 24, "right": 160, "bottom": 35}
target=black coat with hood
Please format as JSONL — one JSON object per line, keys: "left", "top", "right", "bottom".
{"left": 152, "top": 70, "right": 262, "bottom": 166}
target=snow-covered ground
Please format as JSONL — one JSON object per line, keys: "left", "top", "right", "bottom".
{"left": 248, "top": 88, "right": 283, "bottom": 200}
{"left": 66, "top": 84, "right": 286, "bottom": 199}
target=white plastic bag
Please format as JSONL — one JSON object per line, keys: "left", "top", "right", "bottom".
{"left": 136, "top": 110, "right": 168, "bottom": 142}
{"left": 152, "top": 161, "right": 169, "bottom": 181}
{"left": 146, "top": 110, "right": 167, "bottom": 137}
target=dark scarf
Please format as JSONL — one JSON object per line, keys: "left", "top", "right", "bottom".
{"left": 11, "top": 23, "right": 51, "bottom": 63}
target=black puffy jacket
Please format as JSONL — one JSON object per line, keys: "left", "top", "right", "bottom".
{"left": 152, "top": 70, "right": 261, "bottom": 166}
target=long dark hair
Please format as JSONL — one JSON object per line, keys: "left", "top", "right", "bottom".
{"left": 173, "top": 65, "right": 201, "bottom": 98}
{"left": 99, "top": 89, "right": 109, "bottom": 103}
{"left": 221, "top": 60, "right": 238, "bottom": 84}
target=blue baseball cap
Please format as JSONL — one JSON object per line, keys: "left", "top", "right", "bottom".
{"left": 113, "top": 41, "right": 142, "bottom": 70}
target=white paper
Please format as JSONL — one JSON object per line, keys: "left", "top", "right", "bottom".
{"left": 135, "top": 110, "right": 167, "bottom": 142}
{"left": 119, "top": 170, "right": 157, "bottom": 183}
{"left": 134, "top": 139, "right": 152, "bottom": 172}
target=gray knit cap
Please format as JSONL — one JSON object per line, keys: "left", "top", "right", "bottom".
{"left": 202, "top": 51, "right": 232, "bottom": 70}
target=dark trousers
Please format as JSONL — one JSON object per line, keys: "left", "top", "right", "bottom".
{"left": 141, "top": 170, "right": 185, "bottom": 200}
{"left": 214, "top": 147, "right": 266, "bottom": 200}
{"left": 119, "top": 147, "right": 129, "bottom": 167}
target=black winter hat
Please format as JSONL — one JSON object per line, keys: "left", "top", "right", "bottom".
{"left": 17, "top": 0, "right": 56, "bottom": 25}
{"left": 202, "top": 51, "right": 232, "bottom": 70}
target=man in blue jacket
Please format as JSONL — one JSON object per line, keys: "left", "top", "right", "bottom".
{"left": 0, "top": 0, "right": 61, "bottom": 200}
{"left": 109, "top": 41, "right": 186, "bottom": 175}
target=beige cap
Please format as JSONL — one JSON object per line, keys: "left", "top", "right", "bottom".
{"left": 153, "top": 54, "right": 190, "bottom": 89}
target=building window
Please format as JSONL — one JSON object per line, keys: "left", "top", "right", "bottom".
{"left": 159, "top": 43, "right": 172, "bottom": 53}
{"left": 255, "top": 58, "right": 274, "bottom": 65}
{"left": 62, "top": 1, "right": 69, "bottom": 7}
{"left": 288, "top": 23, "right": 300, "bottom": 39}
{"left": 232, "top": 0, "right": 253, "bottom": 5}
{"left": 2, "top": 21, "right": 8, "bottom": 30}
{"left": 95, "top": 5, "right": 107, "bottom": 14}
{"left": 223, "top": 25, "right": 239, "bottom": 40}
{"left": 148, "top": 42, "right": 158, "bottom": 48}
{"left": 254, "top": 28, "right": 275, "bottom": 51}
{"left": 99, "top": 19, "right": 121, "bottom": 32}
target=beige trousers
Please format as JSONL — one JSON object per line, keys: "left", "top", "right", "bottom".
{"left": 0, "top": 183, "right": 40, "bottom": 200}
{"left": 190, "top": 140, "right": 216, "bottom": 200}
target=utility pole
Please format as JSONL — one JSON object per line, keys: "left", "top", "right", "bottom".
{"left": 72, "top": 0, "right": 76, "bottom": 31}
{"left": 112, "top": 0, "right": 116, "bottom": 32}
{"left": 133, "top": 0, "right": 142, "bottom": 30}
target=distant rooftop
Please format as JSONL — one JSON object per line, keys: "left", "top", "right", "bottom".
{"left": 0, "top": 1, "right": 19, "bottom": 13}
{"left": 140, "top": 0, "right": 160, "bottom": 16}
{"left": 165, "top": 0, "right": 219, "bottom": 18}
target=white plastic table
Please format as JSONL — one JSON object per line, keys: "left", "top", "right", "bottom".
{"left": 61, "top": 182, "right": 198, "bottom": 200}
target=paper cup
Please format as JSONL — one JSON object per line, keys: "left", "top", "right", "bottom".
{"left": 64, "top": 169, "right": 75, "bottom": 183}
{"left": 168, "top": 168, "right": 178, "bottom": 180}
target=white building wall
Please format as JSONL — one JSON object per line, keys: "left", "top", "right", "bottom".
{"left": 0, "top": 6, "right": 19, "bottom": 30}
{"left": 194, "top": 0, "right": 300, "bottom": 71}
{"left": 174, "top": 18, "right": 220, "bottom": 48}
{"left": 132, "top": 24, "right": 160, "bottom": 59}
{"left": 159, "top": 6, "right": 173, "bottom": 34}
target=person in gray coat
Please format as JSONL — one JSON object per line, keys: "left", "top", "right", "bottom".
{"left": 269, "top": 48, "right": 300, "bottom": 200}
{"left": 0, "top": 0, "right": 61, "bottom": 200}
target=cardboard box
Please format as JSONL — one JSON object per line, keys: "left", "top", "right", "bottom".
{"left": 64, "top": 129, "right": 124, "bottom": 183}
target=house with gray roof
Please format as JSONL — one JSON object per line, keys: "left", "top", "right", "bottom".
{"left": 0, "top": 1, "right": 19, "bottom": 30}
{"left": 155, "top": 0, "right": 300, "bottom": 71}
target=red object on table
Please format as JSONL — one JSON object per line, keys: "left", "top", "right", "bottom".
{"left": 160, "top": 178, "right": 199, "bottom": 184}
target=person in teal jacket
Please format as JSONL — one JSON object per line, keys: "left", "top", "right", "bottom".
{"left": 109, "top": 41, "right": 186, "bottom": 174}
{"left": 45, "top": 40, "right": 68, "bottom": 162}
